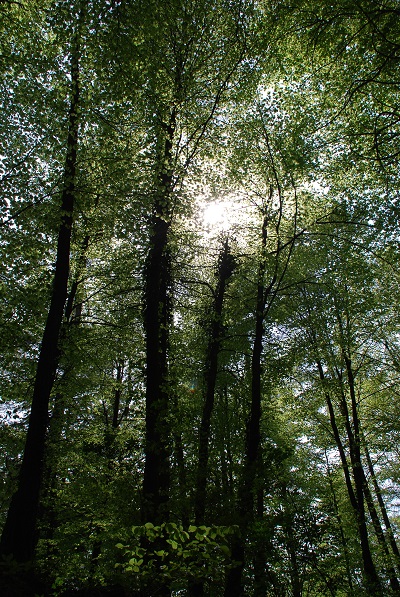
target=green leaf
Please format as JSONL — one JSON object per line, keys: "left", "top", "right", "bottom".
{"left": 167, "top": 539, "right": 178, "bottom": 549}
{"left": 155, "top": 550, "right": 166, "bottom": 557}
{"left": 220, "top": 544, "right": 231, "bottom": 556}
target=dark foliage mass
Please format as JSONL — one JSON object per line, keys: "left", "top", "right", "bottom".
{"left": 1, "top": 1, "right": 400, "bottom": 595}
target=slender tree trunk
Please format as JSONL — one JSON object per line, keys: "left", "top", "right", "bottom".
{"left": 88, "top": 535, "right": 102, "bottom": 581}
{"left": 225, "top": 213, "right": 271, "bottom": 597}
{"left": 36, "top": 390, "right": 66, "bottom": 590}
{"left": 38, "top": 233, "right": 90, "bottom": 586}
{"left": 324, "top": 450, "right": 354, "bottom": 593}
{"left": 362, "top": 467, "right": 400, "bottom": 592}
{"left": 286, "top": 523, "right": 302, "bottom": 597}
{"left": 189, "top": 240, "right": 235, "bottom": 597}
{"left": 363, "top": 431, "right": 400, "bottom": 574}
{"left": 220, "top": 393, "right": 234, "bottom": 505}
{"left": 253, "top": 487, "right": 267, "bottom": 596}
{"left": 111, "top": 362, "right": 123, "bottom": 429}
{"left": 316, "top": 356, "right": 381, "bottom": 594}
{"left": 317, "top": 361, "right": 358, "bottom": 512}
{"left": 171, "top": 383, "right": 188, "bottom": 524}
{"left": 194, "top": 238, "right": 235, "bottom": 525}
{"left": 174, "top": 426, "right": 188, "bottom": 525}
{"left": 0, "top": 31, "right": 81, "bottom": 564}
{"left": 142, "top": 211, "right": 171, "bottom": 525}
{"left": 89, "top": 362, "right": 128, "bottom": 583}
{"left": 342, "top": 352, "right": 382, "bottom": 594}
{"left": 64, "top": 234, "right": 90, "bottom": 325}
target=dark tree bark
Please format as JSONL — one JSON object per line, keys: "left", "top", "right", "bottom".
{"left": 341, "top": 352, "right": 382, "bottom": 594}
{"left": 224, "top": 152, "right": 295, "bottom": 595}
{"left": 194, "top": 238, "right": 236, "bottom": 525}
{"left": 0, "top": 29, "right": 81, "bottom": 564}
{"left": 362, "top": 466, "right": 400, "bottom": 592}
{"left": 64, "top": 234, "right": 90, "bottom": 325}
{"left": 220, "top": 388, "right": 235, "bottom": 505}
{"left": 111, "top": 362, "right": 123, "bottom": 430}
{"left": 317, "top": 360, "right": 358, "bottom": 513}
{"left": 315, "top": 355, "right": 382, "bottom": 594}
{"left": 141, "top": 110, "right": 176, "bottom": 526}
{"left": 37, "top": 233, "right": 91, "bottom": 584}
{"left": 173, "top": 423, "right": 188, "bottom": 525}
{"left": 285, "top": 519, "right": 302, "bottom": 597}
{"left": 324, "top": 451, "right": 354, "bottom": 594}
{"left": 363, "top": 432, "right": 400, "bottom": 574}
{"left": 139, "top": 0, "right": 249, "bottom": 534}
{"left": 188, "top": 240, "right": 235, "bottom": 597}
{"left": 341, "top": 356, "right": 399, "bottom": 591}
{"left": 224, "top": 211, "right": 272, "bottom": 597}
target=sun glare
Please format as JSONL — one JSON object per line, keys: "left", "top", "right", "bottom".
{"left": 194, "top": 194, "right": 252, "bottom": 242}
{"left": 201, "top": 199, "right": 243, "bottom": 234}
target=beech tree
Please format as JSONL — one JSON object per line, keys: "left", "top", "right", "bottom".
{"left": 1, "top": 0, "right": 84, "bottom": 566}
{"left": 2, "top": 1, "right": 400, "bottom": 596}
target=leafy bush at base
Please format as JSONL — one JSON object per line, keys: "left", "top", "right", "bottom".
{"left": 116, "top": 522, "right": 237, "bottom": 593}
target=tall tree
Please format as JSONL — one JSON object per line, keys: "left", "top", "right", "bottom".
{"left": 0, "top": 2, "right": 84, "bottom": 566}
{"left": 111, "top": 0, "right": 261, "bottom": 525}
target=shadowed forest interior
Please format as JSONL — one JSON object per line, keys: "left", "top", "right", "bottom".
{"left": 1, "top": 1, "right": 400, "bottom": 595}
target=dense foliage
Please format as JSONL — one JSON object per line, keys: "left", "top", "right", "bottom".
{"left": 1, "top": 0, "right": 400, "bottom": 595}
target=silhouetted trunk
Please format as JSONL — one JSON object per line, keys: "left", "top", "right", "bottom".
{"left": 224, "top": 212, "right": 271, "bottom": 597}
{"left": 363, "top": 431, "right": 400, "bottom": 574}
{"left": 35, "top": 390, "right": 66, "bottom": 592}
{"left": 142, "top": 110, "right": 176, "bottom": 527}
{"left": 362, "top": 467, "right": 400, "bottom": 592}
{"left": 325, "top": 450, "right": 354, "bottom": 593}
{"left": 38, "top": 234, "right": 90, "bottom": 581}
{"left": 0, "top": 28, "right": 81, "bottom": 564}
{"left": 316, "top": 354, "right": 381, "bottom": 594}
{"left": 64, "top": 234, "right": 90, "bottom": 325}
{"left": 220, "top": 390, "right": 234, "bottom": 505}
{"left": 86, "top": 362, "right": 128, "bottom": 582}
{"left": 174, "top": 427, "right": 188, "bottom": 524}
{"left": 170, "top": 381, "right": 188, "bottom": 524}
{"left": 194, "top": 238, "right": 235, "bottom": 525}
{"left": 220, "top": 387, "right": 235, "bottom": 499}
{"left": 189, "top": 240, "right": 235, "bottom": 597}
{"left": 253, "top": 488, "right": 268, "bottom": 596}
{"left": 112, "top": 362, "right": 123, "bottom": 429}
{"left": 88, "top": 536, "right": 102, "bottom": 581}
{"left": 342, "top": 351, "right": 382, "bottom": 594}
{"left": 317, "top": 361, "right": 358, "bottom": 512}
{"left": 286, "top": 524, "right": 302, "bottom": 597}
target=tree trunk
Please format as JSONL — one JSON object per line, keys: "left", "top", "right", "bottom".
{"left": 317, "top": 361, "right": 358, "bottom": 513}
{"left": 0, "top": 29, "right": 81, "bottom": 564}
{"left": 362, "top": 467, "right": 400, "bottom": 592}
{"left": 189, "top": 240, "right": 235, "bottom": 597}
{"left": 225, "top": 212, "right": 270, "bottom": 597}
{"left": 194, "top": 238, "right": 235, "bottom": 525}
{"left": 342, "top": 352, "right": 382, "bottom": 594}
{"left": 286, "top": 524, "right": 302, "bottom": 597}
{"left": 363, "top": 431, "right": 400, "bottom": 574}
{"left": 316, "top": 354, "right": 381, "bottom": 594}
{"left": 325, "top": 450, "right": 354, "bottom": 593}
{"left": 141, "top": 110, "right": 176, "bottom": 527}
{"left": 111, "top": 362, "right": 123, "bottom": 430}
{"left": 37, "top": 232, "right": 90, "bottom": 585}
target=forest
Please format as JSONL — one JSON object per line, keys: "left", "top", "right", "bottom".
{"left": 1, "top": 0, "right": 400, "bottom": 595}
